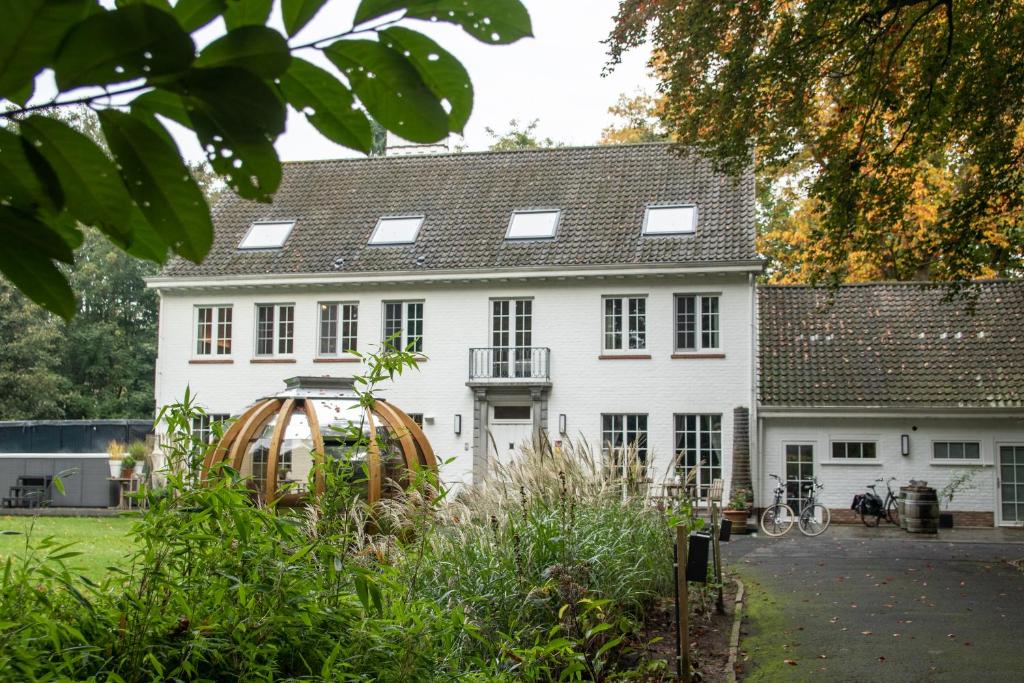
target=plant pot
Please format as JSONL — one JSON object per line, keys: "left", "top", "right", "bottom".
{"left": 109, "top": 459, "right": 122, "bottom": 477}
{"left": 723, "top": 509, "right": 749, "bottom": 534}
{"left": 939, "top": 512, "right": 954, "bottom": 529}
{"left": 120, "top": 466, "right": 136, "bottom": 479}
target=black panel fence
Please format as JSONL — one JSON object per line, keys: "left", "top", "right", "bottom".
{"left": 0, "top": 420, "right": 151, "bottom": 454}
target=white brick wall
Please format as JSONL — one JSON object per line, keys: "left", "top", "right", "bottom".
{"left": 759, "top": 415, "right": 1024, "bottom": 522}
{"left": 154, "top": 273, "right": 755, "bottom": 490}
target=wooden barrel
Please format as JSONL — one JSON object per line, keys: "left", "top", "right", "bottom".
{"left": 904, "top": 486, "right": 939, "bottom": 534}
{"left": 898, "top": 488, "right": 908, "bottom": 530}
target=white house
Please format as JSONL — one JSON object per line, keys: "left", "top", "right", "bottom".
{"left": 757, "top": 282, "right": 1024, "bottom": 527}
{"left": 148, "top": 144, "right": 761, "bottom": 493}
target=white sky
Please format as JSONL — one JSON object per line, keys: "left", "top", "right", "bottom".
{"left": 229, "top": 0, "right": 655, "bottom": 161}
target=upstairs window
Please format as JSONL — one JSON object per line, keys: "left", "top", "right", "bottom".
{"left": 506, "top": 210, "right": 560, "bottom": 240}
{"left": 318, "top": 302, "right": 359, "bottom": 356}
{"left": 603, "top": 296, "right": 646, "bottom": 351}
{"left": 383, "top": 301, "right": 423, "bottom": 353}
{"left": 643, "top": 204, "right": 697, "bottom": 235}
{"left": 675, "top": 294, "right": 720, "bottom": 351}
{"left": 369, "top": 216, "right": 424, "bottom": 245}
{"left": 196, "top": 305, "right": 232, "bottom": 356}
{"left": 255, "top": 304, "right": 294, "bottom": 356}
{"left": 238, "top": 221, "right": 294, "bottom": 249}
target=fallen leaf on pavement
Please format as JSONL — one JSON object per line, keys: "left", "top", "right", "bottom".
{"left": 784, "top": 659, "right": 798, "bottom": 666}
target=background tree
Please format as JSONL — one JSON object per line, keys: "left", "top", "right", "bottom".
{"left": 599, "top": 92, "right": 668, "bottom": 145}
{"left": 0, "top": 0, "right": 531, "bottom": 317}
{"left": 607, "top": 0, "right": 1024, "bottom": 285}
{"left": 0, "top": 283, "right": 67, "bottom": 420}
{"left": 485, "top": 118, "right": 561, "bottom": 151}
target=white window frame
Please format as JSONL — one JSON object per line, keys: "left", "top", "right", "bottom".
{"left": 382, "top": 300, "right": 424, "bottom": 353}
{"left": 317, "top": 301, "right": 359, "bottom": 357}
{"left": 931, "top": 440, "right": 983, "bottom": 464}
{"left": 192, "top": 413, "right": 231, "bottom": 445}
{"left": 601, "top": 413, "right": 649, "bottom": 468}
{"left": 194, "top": 304, "right": 233, "bottom": 357}
{"left": 368, "top": 215, "right": 424, "bottom": 245}
{"left": 828, "top": 439, "right": 881, "bottom": 464}
{"left": 674, "top": 293, "right": 721, "bottom": 351}
{"left": 238, "top": 220, "right": 295, "bottom": 250}
{"left": 674, "top": 414, "right": 723, "bottom": 498}
{"left": 505, "top": 209, "right": 561, "bottom": 240}
{"left": 602, "top": 295, "right": 647, "bottom": 352}
{"left": 253, "top": 303, "right": 295, "bottom": 357}
{"left": 642, "top": 203, "right": 698, "bottom": 235}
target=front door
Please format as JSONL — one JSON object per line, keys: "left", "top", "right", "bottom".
{"left": 488, "top": 404, "right": 534, "bottom": 466}
{"left": 492, "top": 299, "right": 532, "bottom": 378}
{"left": 785, "top": 443, "right": 814, "bottom": 515}
{"left": 998, "top": 445, "right": 1024, "bottom": 526}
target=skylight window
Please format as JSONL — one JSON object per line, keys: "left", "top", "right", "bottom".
{"left": 238, "top": 221, "right": 295, "bottom": 249}
{"left": 506, "top": 210, "right": 560, "bottom": 240}
{"left": 369, "top": 216, "right": 424, "bottom": 245}
{"left": 643, "top": 205, "right": 697, "bottom": 235}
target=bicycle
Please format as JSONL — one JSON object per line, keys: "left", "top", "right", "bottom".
{"left": 797, "top": 478, "right": 830, "bottom": 536}
{"left": 760, "top": 474, "right": 795, "bottom": 536}
{"left": 859, "top": 477, "right": 900, "bottom": 527}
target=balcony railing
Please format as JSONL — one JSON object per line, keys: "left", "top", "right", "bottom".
{"left": 469, "top": 347, "right": 550, "bottom": 382}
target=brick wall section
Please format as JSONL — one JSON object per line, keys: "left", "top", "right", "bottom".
{"left": 828, "top": 508, "right": 994, "bottom": 527}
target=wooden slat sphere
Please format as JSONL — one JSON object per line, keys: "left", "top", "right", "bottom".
{"left": 201, "top": 377, "right": 436, "bottom": 506}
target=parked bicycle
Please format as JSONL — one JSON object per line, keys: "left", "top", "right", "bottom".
{"left": 760, "top": 474, "right": 794, "bottom": 536}
{"left": 797, "top": 478, "right": 830, "bottom": 536}
{"left": 852, "top": 477, "right": 900, "bottom": 527}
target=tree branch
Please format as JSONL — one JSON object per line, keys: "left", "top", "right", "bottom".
{"left": 0, "top": 83, "right": 150, "bottom": 121}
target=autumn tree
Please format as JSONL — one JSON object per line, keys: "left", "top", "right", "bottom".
{"left": 607, "top": 0, "right": 1024, "bottom": 285}
{"left": 599, "top": 92, "right": 669, "bottom": 145}
{"left": 485, "top": 119, "right": 561, "bottom": 151}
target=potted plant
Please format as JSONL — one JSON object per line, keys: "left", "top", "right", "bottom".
{"left": 107, "top": 441, "right": 125, "bottom": 477}
{"left": 127, "top": 440, "right": 149, "bottom": 480}
{"left": 939, "top": 470, "right": 978, "bottom": 528}
{"left": 723, "top": 488, "right": 751, "bottom": 534}
{"left": 120, "top": 453, "right": 137, "bottom": 479}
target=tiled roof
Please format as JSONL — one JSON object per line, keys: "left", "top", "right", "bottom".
{"left": 163, "top": 143, "right": 757, "bottom": 278}
{"left": 758, "top": 281, "right": 1024, "bottom": 409}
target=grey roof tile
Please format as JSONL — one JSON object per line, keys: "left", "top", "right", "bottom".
{"left": 758, "top": 282, "right": 1024, "bottom": 409}
{"left": 163, "top": 143, "right": 757, "bottom": 278}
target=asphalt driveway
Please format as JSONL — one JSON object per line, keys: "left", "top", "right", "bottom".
{"left": 722, "top": 526, "right": 1024, "bottom": 682}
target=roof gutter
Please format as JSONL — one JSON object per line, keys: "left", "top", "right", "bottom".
{"left": 759, "top": 405, "right": 1024, "bottom": 419}
{"left": 145, "top": 259, "right": 766, "bottom": 290}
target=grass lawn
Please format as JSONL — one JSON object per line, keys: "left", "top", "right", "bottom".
{"left": 0, "top": 515, "right": 137, "bottom": 582}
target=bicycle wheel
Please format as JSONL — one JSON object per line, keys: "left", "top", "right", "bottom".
{"left": 861, "top": 505, "right": 881, "bottom": 527}
{"left": 760, "top": 504, "right": 795, "bottom": 537}
{"left": 886, "top": 497, "right": 900, "bottom": 526}
{"left": 798, "top": 504, "right": 830, "bottom": 536}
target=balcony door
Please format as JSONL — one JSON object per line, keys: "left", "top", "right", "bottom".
{"left": 492, "top": 299, "right": 532, "bottom": 378}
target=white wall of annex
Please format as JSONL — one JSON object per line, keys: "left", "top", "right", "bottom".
{"left": 759, "top": 415, "right": 1024, "bottom": 520}
{"left": 154, "top": 272, "right": 755, "bottom": 490}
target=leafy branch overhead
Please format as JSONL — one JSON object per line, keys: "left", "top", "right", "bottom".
{"left": 0, "top": 0, "right": 532, "bottom": 318}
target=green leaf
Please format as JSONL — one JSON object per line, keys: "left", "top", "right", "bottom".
{"left": 223, "top": 0, "right": 272, "bottom": 29}
{"left": 0, "top": 0, "right": 96, "bottom": 100}
{"left": 171, "top": 0, "right": 226, "bottom": 31}
{"left": 279, "top": 58, "right": 372, "bottom": 154}
{"left": 281, "top": 0, "right": 327, "bottom": 37}
{"left": 326, "top": 39, "right": 448, "bottom": 143}
{"left": 380, "top": 26, "right": 472, "bottom": 133}
{"left": 173, "top": 67, "right": 285, "bottom": 201}
{"left": 0, "top": 127, "right": 63, "bottom": 216}
{"left": 354, "top": 0, "right": 532, "bottom": 44}
{"left": 98, "top": 109, "right": 213, "bottom": 262}
{"left": 19, "top": 116, "right": 135, "bottom": 246}
{"left": 195, "top": 25, "right": 290, "bottom": 78}
{"left": 54, "top": 4, "right": 195, "bottom": 90}
{"left": 0, "top": 208, "right": 76, "bottom": 319}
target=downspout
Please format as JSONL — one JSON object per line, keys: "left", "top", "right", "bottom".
{"left": 749, "top": 273, "right": 760, "bottom": 508}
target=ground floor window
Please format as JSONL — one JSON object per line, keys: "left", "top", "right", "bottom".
{"left": 785, "top": 443, "right": 814, "bottom": 514}
{"left": 933, "top": 441, "right": 981, "bottom": 461}
{"left": 674, "top": 414, "right": 722, "bottom": 499}
{"left": 601, "top": 414, "right": 648, "bottom": 469}
{"left": 192, "top": 414, "right": 231, "bottom": 445}
{"left": 831, "top": 441, "right": 877, "bottom": 460}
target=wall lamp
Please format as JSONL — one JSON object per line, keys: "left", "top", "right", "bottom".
{"left": 454, "top": 414, "right": 462, "bottom": 436}
{"left": 558, "top": 413, "right": 567, "bottom": 435}
{"left": 901, "top": 434, "right": 910, "bottom": 457}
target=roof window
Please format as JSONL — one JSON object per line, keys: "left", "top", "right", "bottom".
{"left": 238, "top": 221, "right": 295, "bottom": 249}
{"left": 506, "top": 210, "right": 560, "bottom": 240}
{"left": 369, "top": 216, "right": 424, "bottom": 245}
{"left": 643, "top": 205, "right": 697, "bottom": 235}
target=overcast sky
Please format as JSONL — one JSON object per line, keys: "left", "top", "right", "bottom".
{"left": 274, "top": 0, "right": 656, "bottom": 160}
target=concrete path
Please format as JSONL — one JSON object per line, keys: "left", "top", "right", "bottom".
{"left": 722, "top": 525, "right": 1024, "bottom": 682}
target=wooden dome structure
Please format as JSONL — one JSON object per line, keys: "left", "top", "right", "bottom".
{"left": 201, "top": 377, "right": 436, "bottom": 506}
